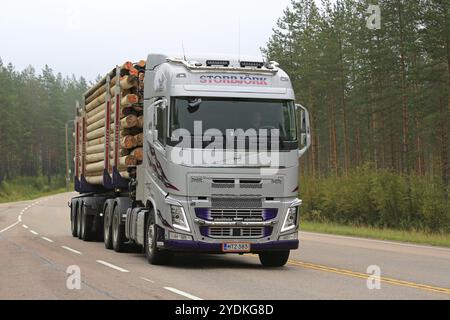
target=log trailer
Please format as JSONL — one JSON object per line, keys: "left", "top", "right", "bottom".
{"left": 70, "top": 54, "right": 311, "bottom": 267}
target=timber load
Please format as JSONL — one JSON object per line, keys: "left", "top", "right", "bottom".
{"left": 75, "top": 60, "right": 146, "bottom": 186}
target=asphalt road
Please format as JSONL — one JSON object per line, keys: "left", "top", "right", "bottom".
{"left": 0, "top": 192, "right": 449, "bottom": 300}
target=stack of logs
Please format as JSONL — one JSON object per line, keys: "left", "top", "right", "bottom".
{"left": 83, "top": 61, "right": 145, "bottom": 185}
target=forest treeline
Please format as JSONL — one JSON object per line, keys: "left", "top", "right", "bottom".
{"left": 265, "top": 0, "right": 449, "bottom": 232}
{"left": 0, "top": 0, "right": 448, "bottom": 232}
{"left": 0, "top": 60, "right": 87, "bottom": 184}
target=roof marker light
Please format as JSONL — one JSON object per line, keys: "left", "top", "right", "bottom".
{"left": 176, "top": 73, "right": 187, "bottom": 78}
{"left": 206, "top": 60, "right": 230, "bottom": 67}
{"left": 240, "top": 61, "right": 264, "bottom": 68}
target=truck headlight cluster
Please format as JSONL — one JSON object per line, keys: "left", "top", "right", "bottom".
{"left": 281, "top": 207, "right": 298, "bottom": 233}
{"left": 170, "top": 205, "right": 190, "bottom": 232}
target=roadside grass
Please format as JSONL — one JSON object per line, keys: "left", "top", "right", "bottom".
{"left": 0, "top": 187, "right": 68, "bottom": 204}
{"left": 0, "top": 176, "right": 70, "bottom": 204}
{"left": 301, "top": 221, "right": 450, "bottom": 248}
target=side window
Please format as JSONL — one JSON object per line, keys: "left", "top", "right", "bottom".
{"left": 156, "top": 104, "right": 166, "bottom": 145}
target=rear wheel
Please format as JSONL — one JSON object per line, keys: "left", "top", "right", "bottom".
{"left": 112, "top": 204, "right": 126, "bottom": 253}
{"left": 259, "top": 251, "right": 290, "bottom": 267}
{"left": 145, "top": 211, "right": 172, "bottom": 265}
{"left": 80, "top": 204, "right": 94, "bottom": 241}
{"left": 103, "top": 201, "right": 114, "bottom": 250}
{"left": 70, "top": 200, "right": 78, "bottom": 238}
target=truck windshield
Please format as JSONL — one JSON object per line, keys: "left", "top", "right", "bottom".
{"left": 169, "top": 98, "right": 298, "bottom": 149}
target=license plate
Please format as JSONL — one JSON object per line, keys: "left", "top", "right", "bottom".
{"left": 222, "top": 243, "right": 251, "bottom": 253}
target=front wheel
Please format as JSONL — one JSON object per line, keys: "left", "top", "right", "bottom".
{"left": 259, "top": 251, "right": 290, "bottom": 267}
{"left": 145, "top": 211, "right": 172, "bottom": 265}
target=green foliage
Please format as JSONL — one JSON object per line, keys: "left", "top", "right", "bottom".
{"left": 267, "top": 0, "right": 449, "bottom": 235}
{"left": 0, "top": 61, "right": 87, "bottom": 184}
{"left": 301, "top": 165, "right": 449, "bottom": 233}
{"left": 265, "top": 0, "right": 449, "bottom": 178}
{"left": 301, "top": 221, "right": 450, "bottom": 248}
{"left": 0, "top": 175, "right": 66, "bottom": 203}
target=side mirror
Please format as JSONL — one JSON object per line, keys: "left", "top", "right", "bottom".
{"left": 296, "top": 104, "right": 312, "bottom": 158}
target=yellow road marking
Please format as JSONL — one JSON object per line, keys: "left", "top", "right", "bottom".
{"left": 287, "top": 259, "right": 450, "bottom": 296}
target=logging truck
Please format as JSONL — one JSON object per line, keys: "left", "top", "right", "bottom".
{"left": 69, "top": 54, "right": 311, "bottom": 267}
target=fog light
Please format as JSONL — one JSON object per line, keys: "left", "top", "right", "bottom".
{"left": 279, "top": 233, "right": 298, "bottom": 241}
{"left": 169, "top": 232, "right": 193, "bottom": 241}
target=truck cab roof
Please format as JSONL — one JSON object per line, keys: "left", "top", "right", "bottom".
{"left": 145, "top": 53, "right": 295, "bottom": 101}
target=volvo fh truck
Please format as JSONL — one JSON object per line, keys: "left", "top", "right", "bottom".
{"left": 70, "top": 53, "right": 311, "bottom": 267}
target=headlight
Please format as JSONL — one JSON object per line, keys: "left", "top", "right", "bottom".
{"left": 170, "top": 205, "right": 190, "bottom": 232}
{"left": 281, "top": 207, "right": 298, "bottom": 233}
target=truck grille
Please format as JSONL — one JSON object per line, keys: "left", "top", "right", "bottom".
{"left": 212, "top": 198, "right": 262, "bottom": 209}
{"left": 200, "top": 227, "right": 272, "bottom": 239}
{"left": 211, "top": 209, "right": 264, "bottom": 221}
{"left": 195, "top": 208, "right": 277, "bottom": 221}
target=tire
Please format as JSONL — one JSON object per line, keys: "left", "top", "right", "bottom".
{"left": 103, "top": 200, "right": 114, "bottom": 250}
{"left": 259, "top": 251, "right": 290, "bottom": 267}
{"left": 112, "top": 203, "right": 126, "bottom": 253}
{"left": 71, "top": 200, "right": 78, "bottom": 238}
{"left": 80, "top": 204, "right": 94, "bottom": 241}
{"left": 145, "top": 210, "right": 172, "bottom": 265}
{"left": 76, "top": 201, "right": 83, "bottom": 240}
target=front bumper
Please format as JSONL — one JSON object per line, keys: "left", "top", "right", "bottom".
{"left": 163, "top": 240, "right": 299, "bottom": 253}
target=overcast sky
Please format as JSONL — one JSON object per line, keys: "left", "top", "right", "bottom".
{"left": 0, "top": 0, "right": 296, "bottom": 81}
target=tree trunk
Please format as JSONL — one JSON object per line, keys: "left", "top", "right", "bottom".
{"left": 398, "top": 1, "right": 409, "bottom": 175}
{"left": 440, "top": 98, "right": 449, "bottom": 200}
{"left": 330, "top": 95, "right": 338, "bottom": 176}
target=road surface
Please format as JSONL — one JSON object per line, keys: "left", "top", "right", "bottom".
{"left": 0, "top": 193, "right": 449, "bottom": 300}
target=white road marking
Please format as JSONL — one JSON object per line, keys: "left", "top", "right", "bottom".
{"left": 140, "top": 277, "right": 155, "bottom": 284}
{"left": 0, "top": 198, "right": 48, "bottom": 234}
{"left": 96, "top": 260, "right": 130, "bottom": 273}
{"left": 164, "top": 287, "right": 203, "bottom": 301}
{"left": 0, "top": 221, "right": 20, "bottom": 234}
{"left": 30, "top": 230, "right": 39, "bottom": 235}
{"left": 300, "top": 231, "right": 450, "bottom": 252}
{"left": 61, "top": 246, "right": 82, "bottom": 255}
{"left": 41, "top": 237, "right": 54, "bottom": 243}
{"left": 23, "top": 225, "right": 29, "bottom": 229}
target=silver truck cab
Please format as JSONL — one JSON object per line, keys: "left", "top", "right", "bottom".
{"left": 131, "top": 53, "right": 311, "bottom": 267}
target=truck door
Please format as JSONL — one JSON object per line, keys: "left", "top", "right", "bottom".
{"left": 147, "top": 99, "right": 169, "bottom": 191}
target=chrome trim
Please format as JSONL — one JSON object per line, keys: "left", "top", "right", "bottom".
{"left": 194, "top": 218, "right": 278, "bottom": 227}
{"left": 290, "top": 199, "right": 303, "bottom": 208}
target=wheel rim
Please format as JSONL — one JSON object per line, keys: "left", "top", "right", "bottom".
{"left": 147, "top": 223, "right": 155, "bottom": 255}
